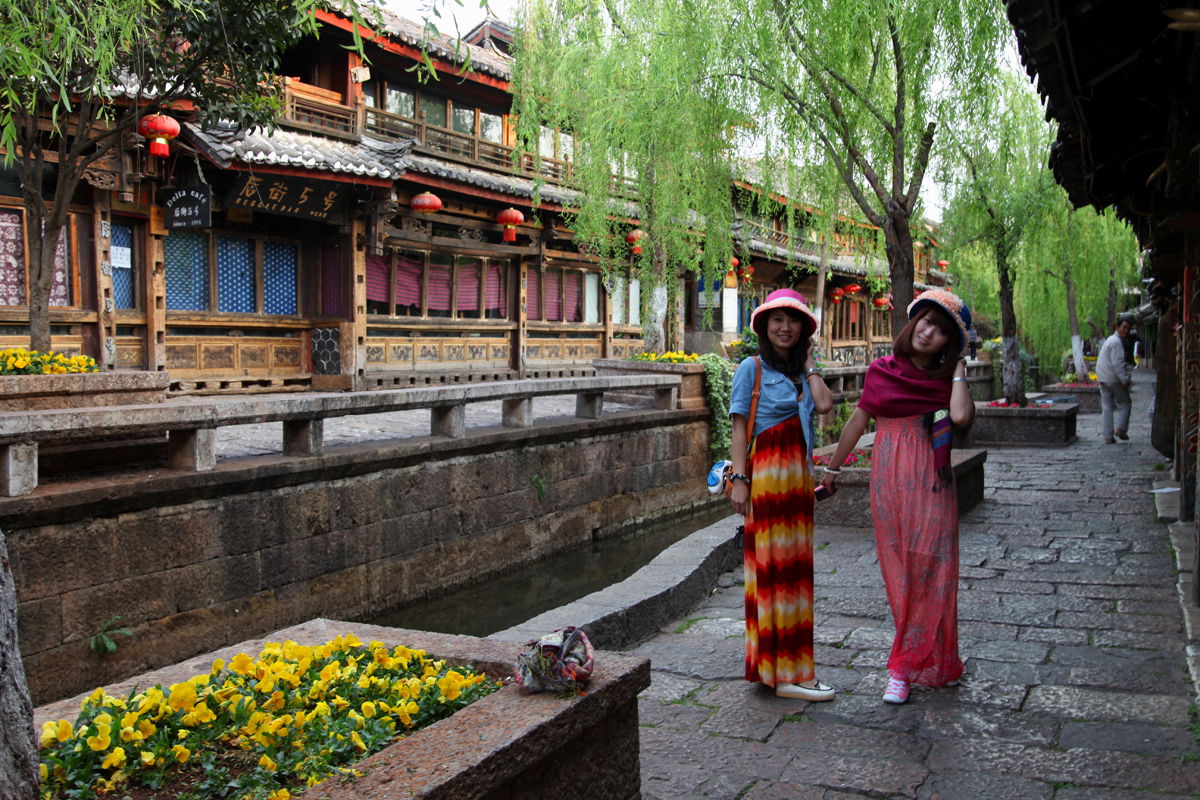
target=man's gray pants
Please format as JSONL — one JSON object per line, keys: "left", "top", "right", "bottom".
{"left": 1099, "top": 381, "right": 1131, "bottom": 440}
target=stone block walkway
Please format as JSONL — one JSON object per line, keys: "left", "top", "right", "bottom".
{"left": 633, "top": 370, "right": 1200, "bottom": 799}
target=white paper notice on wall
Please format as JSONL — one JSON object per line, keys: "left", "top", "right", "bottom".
{"left": 112, "top": 245, "right": 132, "bottom": 269}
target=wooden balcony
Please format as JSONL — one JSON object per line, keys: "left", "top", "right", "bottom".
{"left": 279, "top": 83, "right": 633, "bottom": 193}
{"left": 282, "top": 78, "right": 357, "bottom": 140}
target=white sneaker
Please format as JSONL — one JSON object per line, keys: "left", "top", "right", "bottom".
{"left": 882, "top": 674, "right": 909, "bottom": 704}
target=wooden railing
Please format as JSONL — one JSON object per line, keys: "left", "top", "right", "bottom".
{"left": 283, "top": 81, "right": 357, "bottom": 140}
{"left": 0, "top": 374, "right": 681, "bottom": 496}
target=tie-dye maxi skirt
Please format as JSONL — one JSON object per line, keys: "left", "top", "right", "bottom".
{"left": 744, "top": 414, "right": 814, "bottom": 687}
{"left": 870, "top": 414, "right": 963, "bottom": 686}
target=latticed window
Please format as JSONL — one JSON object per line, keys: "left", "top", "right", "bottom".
{"left": 830, "top": 297, "right": 865, "bottom": 341}
{"left": 870, "top": 305, "right": 893, "bottom": 341}
{"left": 367, "top": 249, "right": 508, "bottom": 319}
{"left": 0, "top": 207, "right": 76, "bottom": 307}
{"left": 111, "top": 222, "right": 138, "bottom": 310}
{"left": 164, "top": 230, "right": 298, "bottom": 314}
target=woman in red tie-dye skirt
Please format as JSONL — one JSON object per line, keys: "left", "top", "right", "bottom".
{"left": 728, "top": 288, "right": 834, "bottom": 701}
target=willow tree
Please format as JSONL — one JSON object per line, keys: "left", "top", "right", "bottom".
{"left": 513, "top": 0, "right": 740, "bottom": 350}
{"left": 1018, "top": 201, "right": 1139, "bottom": 378}
{"left": 513, "top": 0, "right": 1008, "bottom": 342}
{"left": 940, "top": 74, "right": 1056, "bottom": 404}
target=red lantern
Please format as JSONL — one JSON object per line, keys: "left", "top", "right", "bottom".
{"left": 137, "top": 113, "right": 180, "bottom": 159}
{"left": 844, "top": 282, "right": 862, "bottom": 295}
{"left": 829, "top": 286, "right": 844, "bottom": 305}
{"left": 411, "top": 191, "right": 443, "bottom": 213}
{"left": 730, "top": 257, "right": 739, "bottom": 268}
{"left": 873, "top": 296, "right": 889, "bottom": 308}
{"left": 936, "top": 259, "right": 950, "bottom": 268}
{"left": 497, "top": 207, "right": 525, "bottom": 243}
{"left": 625, "top": 228, "right": 645, "bottom": 255}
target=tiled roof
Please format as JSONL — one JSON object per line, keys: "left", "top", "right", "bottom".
{"left": 183, "top": 121, "right": 412, "bottom": 179}
{"left": 404, "top": 153, "right": 581, "bottom": 207}
{"left": 366, "top": 6, "right": 513, "bottom": 82}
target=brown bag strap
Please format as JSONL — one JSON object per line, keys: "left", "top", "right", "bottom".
{"left": 745, "top": 357, "right": 762, "bottom": 454}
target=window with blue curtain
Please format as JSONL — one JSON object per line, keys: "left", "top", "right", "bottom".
{"left": 216, "top": 235, "right": 255, "bottom": 313}
{"left": 111, "top": 223, "right": 136, "bottom": 309}
{"left": 263, "top": 241, "right": 297, "bottom": 315}
{"left": 164, "top": 231, "right": 209, "bottom": 311}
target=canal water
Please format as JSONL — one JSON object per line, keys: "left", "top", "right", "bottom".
{"left": 364, "top": 506, "right": 731, "bottom": 637}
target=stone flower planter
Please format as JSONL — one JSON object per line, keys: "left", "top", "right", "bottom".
{"left": 0, "top": 371, "right": 169, "bottom": 411}
{"left": 1039, "top": 383, "right": 1101, "bottom": 413}
{"left": 593, "top": 357, "right": 708, "bottom": 410}
{"left": 966, "top": 400, "right": 1079, "bottom": 447}
{"left": 812, "top": 446, "right": 988, "bottom": 529}
{"left": 35, "top": 619, "right": 650, "bottom": 800}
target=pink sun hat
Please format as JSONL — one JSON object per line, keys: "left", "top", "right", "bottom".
{"left": 750, "top": 288, "right": 818, "bottom": 340}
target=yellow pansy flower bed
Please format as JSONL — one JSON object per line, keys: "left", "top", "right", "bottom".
{"left": 39, "top": 634, "right": 498, "bottom": 799}
{"left": 0, "top": 347, "right": 98, "bottom": 375}
{"left": 630, "top": 350, "right": 700, "bottom": 363}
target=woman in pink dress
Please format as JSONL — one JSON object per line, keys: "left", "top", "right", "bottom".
{"left": 818, "top": 289, "right": 975, "bottom": 704}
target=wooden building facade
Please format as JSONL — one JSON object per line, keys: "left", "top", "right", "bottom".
{"left": 0, "top": 8, "right": 944, "bottom": 395}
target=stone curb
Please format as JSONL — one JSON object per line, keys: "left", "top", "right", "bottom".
{"left": 1168, "top": 520, "right": 1200, "bottom": 708}
{"left": 488, "top": 515, "right": 742, "bottom": 650}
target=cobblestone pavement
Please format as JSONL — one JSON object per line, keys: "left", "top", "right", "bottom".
{"left": 633, "top": 371, "right": 1200, "bottom": 799}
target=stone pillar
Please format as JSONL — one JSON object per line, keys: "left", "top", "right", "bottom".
{"left": 167, "top": 429, "right": 217, "bottom": 471}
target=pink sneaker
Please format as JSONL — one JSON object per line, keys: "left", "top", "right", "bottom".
{"left": 882, "top": 674, "right": 909, "bottom": 704}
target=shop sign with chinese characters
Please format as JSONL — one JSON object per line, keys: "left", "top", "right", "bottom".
{"left": 226, "top": 174, "right": 346, "bottom": 222}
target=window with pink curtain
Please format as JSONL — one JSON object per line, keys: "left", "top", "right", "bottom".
{"left": 455, "top": 257, "right": 481, "bottom": 316}
{"left": 485, "top": 260, "right": 507, "bottom": 318}
{"left": 427, "top": 255, "right": 452, "bottom": 316}
{"left": 543, "top": 268, "right": 562, "bottom": 321}
{"left": 526, "top": 266, "right": 541, "bottom": 320}
{"left": 321, "top": 245, "right": 342, "bottom": 316}
{"left": 393, "top": 250, "right": 423, "bottom": 314}
{"left": 563, "top": 269, "right": 581, "bottom": 322}
{"left": 366, "top": 254, "right": 389, "bottom": 314}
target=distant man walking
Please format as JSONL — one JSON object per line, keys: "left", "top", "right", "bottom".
{"left": 1097, "top": 315, "right": 1134, "bottom": 443}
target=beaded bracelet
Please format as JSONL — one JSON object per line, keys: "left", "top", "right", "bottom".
{"left": 823, "top": 467, "right": 842, "bottom": 475}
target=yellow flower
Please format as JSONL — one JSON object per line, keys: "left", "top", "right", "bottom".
{"left": 139, "top": 750, "right": 156, "bottom": 767}
{"left": 40, "top": 719, "right": 72, "bottom": 747}
{"left": 268, "top": 790, "right": 291, "bottom": 800}
{"left": 229, "top": 652, "right": 256, "bottom": 675}
{"left": 167, "top": 681, "right": 197, "bottom": 712}
{"left": 351, "top": 730, "right": 367, "bottom": 752}
{"left": 172, "top": 744, "right": 191, "bottom": 763}
{"left": 259, "top": 754, "right": 277, "bottom": 771}
{"left": 101, "top": 746, "right": 126, "bottom": 770}
{"left": 361, "top": 701, "right": 376, "bottom": 718}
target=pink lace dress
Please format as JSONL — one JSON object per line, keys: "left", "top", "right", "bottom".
{"left": 869, "top": 415, "right": 963, "bottom": 686}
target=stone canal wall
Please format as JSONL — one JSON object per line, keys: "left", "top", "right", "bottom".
{"left": 3, "top": 407, "right": 716, "bottom": 703}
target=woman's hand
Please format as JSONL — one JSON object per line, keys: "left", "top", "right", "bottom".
{"left": 818, "top": 468, "right": 838, "bottom": 492}
{"left": 953, "top": 358, "right": 967, "bottom": 380}
{"left": 730, "top": 479, "right": 750, "bottom": 516}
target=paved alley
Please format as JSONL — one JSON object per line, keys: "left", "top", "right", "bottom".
{"left": 633, "top": 372, "right": 1200, "bottom": 799}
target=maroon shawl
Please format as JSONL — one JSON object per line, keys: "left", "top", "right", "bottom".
{"left": 859, "top": 355, "right": 954, "bottom": 490}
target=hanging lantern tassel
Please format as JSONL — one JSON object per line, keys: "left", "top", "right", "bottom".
{"left": 138, "top": 113, "right": 181, "bottom": 159}
{"left": 497, "top": 207, "right": 525, "bottom": 243}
